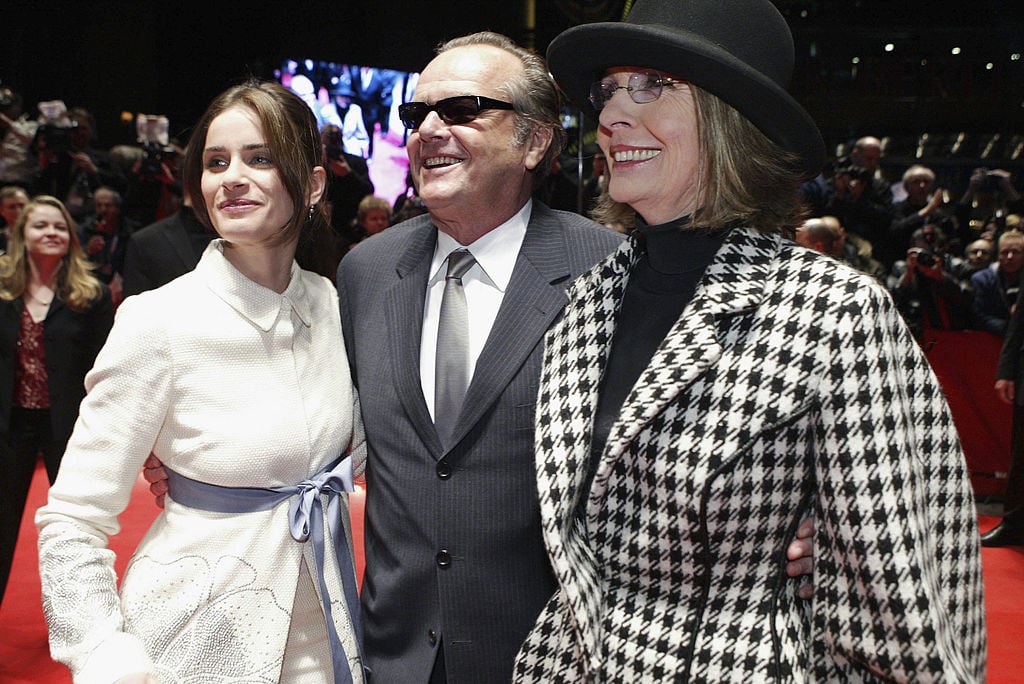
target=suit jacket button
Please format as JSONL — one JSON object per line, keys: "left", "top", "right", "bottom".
{"left": 428, "top": 629, "right": 438, "bottom": 645}
{"left": 436, "top": 550, "right": 451, "bottom": 568}
{"left": 436, "top": 459, "right": 451, "bottom": 479}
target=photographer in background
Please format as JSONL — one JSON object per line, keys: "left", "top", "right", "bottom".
{"left": 31, "top": 105, "right": 126, "bottom": 221}
{"left": 823, "top": 157, "right": 896, "bottom": 268}
{"left": 122, "top": 115, "right": 183, "bottom": 227}
{"left": 319, "top": 123, "right": 373, "bottom": 242}
{"left": 957, "top": 167, "right": 1023, "bottom": 246}
{"left": 0, "top": 86, "right": 38, "bottom": 189}
{"left": 891, "top": 224, "right": 970, "bottom": 342}
{"left": 891, "top": 164, "right": 958, "bottom": 254}
{"left": 76, "top": 187, "right": 137, "bottom": 303}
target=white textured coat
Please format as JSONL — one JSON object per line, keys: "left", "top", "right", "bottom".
{"left": 514, "top": 228, "right": 986, "bottom": 682}
{"left": 36, "top": 240, "right": 364, "bottom": 683}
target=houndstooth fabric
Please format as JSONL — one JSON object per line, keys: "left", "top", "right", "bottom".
{"left": 514, "top": 228, "right": 986, "bottom": 682}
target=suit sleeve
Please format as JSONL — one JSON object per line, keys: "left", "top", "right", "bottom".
{"left": 812, "top": 280, "right": 986, "bottom": 681}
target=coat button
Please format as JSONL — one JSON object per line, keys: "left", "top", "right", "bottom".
{"left": 436, "top": 459, "right": 451, "bottom": 479}
{"left": 436, "top": 550, "right": 451, "bottom": 568}
{"left": 428, "top": 629, "right": 438, "bottom": 646}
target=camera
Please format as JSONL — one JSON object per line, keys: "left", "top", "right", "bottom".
{"left": 323, "top": 126, "right": 345, "bottom": 162}
{"left": 135, "top": 114, "right": 176, "bottom": 179}
{"left": 916, "top": 249, "right": 937, "bottom": 268}
{"left": 33, "top": 100, "right": 78, "bottom": 162}
{"left": 835, "top": 161, "right": 872, "bottom": 183}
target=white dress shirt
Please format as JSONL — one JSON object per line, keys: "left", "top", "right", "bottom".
{"left": 420, "top": 200, "right": 532, "bottom": 422}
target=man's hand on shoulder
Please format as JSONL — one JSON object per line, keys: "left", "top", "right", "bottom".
{"left": 142, "top": 454, "right": 168, "bottom": 509}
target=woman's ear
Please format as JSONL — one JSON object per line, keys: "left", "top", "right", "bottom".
{"left": 309, "top": 166, "right": 328, "bottom": 206}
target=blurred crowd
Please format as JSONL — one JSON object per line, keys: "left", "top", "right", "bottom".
{"left": 539, "top": 134, "right": 1024, "bottom": 345}
{"left": 3, "top": 84, "right": 1022, "bottom": 344}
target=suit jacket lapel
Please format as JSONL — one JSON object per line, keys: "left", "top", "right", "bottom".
{"left": 537, "top": 228, "right": 781, "bottom": 664}
{"left": 447, "top": 204, "right": 574, "bottom": 448}
{"left": 531, "top": 238, "right": 634, "bottom": 667}
{"left": 600, "top": 228, "right": 779, "bottom": 471}
{"left": 383, "top": 222, "right": 441, "bottom": 454}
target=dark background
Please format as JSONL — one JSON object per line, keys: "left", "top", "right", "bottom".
{"left": 4, "top": 0, "right": 1023, "bottom": 168}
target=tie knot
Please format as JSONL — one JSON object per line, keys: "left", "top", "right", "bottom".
{"left": 446, "top": 250, "right": 476, "bottom": 281}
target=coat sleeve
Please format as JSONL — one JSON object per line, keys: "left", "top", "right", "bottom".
{"left": 35, "top": 295, "right": 172, "bottom": 682}
{"left": 811, "top": 280, "right": 986, "bottom": 681}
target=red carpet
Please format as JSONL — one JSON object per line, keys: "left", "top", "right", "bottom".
{"left": 0, "top": 462, "right": 364, "bottom": 684}
{"left": 1, "top": 462, "right": 1021, "bottom": 682}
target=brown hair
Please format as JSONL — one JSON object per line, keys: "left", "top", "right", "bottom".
{"left": 0, "top": 195, "right": 103, "bottom": 310}
{"left": 592, "top": 84, "right": 807, "bottom": 236}
{"left": 182, "top": 79, "right": 329, "bottom": 247}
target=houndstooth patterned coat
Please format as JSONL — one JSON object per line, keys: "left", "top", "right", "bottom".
{"left": 513, "top": 228, "right": 986, "bottom": 682}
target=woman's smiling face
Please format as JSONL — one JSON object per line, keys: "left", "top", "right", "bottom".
{"left": 201, "top": 106, "right": 294, "bottom": 246}
{"left": 597, "top": 67, "right": 701, "bottom": 225}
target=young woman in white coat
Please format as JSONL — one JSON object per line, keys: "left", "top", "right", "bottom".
{"left": 36, "top": 81, "right": 365, "bottom": 684}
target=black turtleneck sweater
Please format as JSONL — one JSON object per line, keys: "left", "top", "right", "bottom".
{"left": 579, "top": 219, "right": 727, "bottom": 518}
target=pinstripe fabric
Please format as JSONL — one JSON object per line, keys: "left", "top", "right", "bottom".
{"left": 514, "top": 228, "right": 986, "bottom": 682}
{"left": 337, "top": 203, "right": 623, "bottom": 682}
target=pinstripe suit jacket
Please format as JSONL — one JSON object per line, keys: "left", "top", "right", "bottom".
{"left": 514, "top": 228, "right": 986, "bottom": 682}
{"left": 336, "top": 202, "right": 622, "bottom": 682}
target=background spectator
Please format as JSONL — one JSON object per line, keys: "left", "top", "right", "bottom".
{"left": 32, "top": 106, "right": 126, "bottom": 221}
{"left": 345, "top": 194, "right": 393, "bottom": 251}
{"left": 0, "top": 186, "right": 29, "bottom": 253}
{"left": 892, "top": 226, "right": 970, "bottom": 340}
{"left": 971, "top": 230, "right": 1024, "bottom": 336}
{"left": 891, "top": 164, "right": 957, "bottom": 253}
{"left": 0, "top": 195, "right": 113, "bottom": 609}
{"left": 0, "top": 87, "right": 38, "bottom": 189}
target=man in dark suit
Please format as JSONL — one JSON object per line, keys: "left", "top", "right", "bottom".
{"left": 336, "top": 33, "right": 623, "bottom": 682}
{"left": 990, "top": 286, "right": 1024, "bottom": 546}
{"left": 121, "top": 198, "right": 215, "bottom": 297}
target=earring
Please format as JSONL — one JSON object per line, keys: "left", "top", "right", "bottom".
{"left": 308, "top": 204, "right": 316, "bottom": 219}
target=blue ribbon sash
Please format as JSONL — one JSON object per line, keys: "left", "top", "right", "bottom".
{"left": 165, "top": 456, "right": 362, "bottom": 683}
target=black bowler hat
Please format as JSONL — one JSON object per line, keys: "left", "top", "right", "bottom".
{"left": 547, "top": 0, "right": 825, "bottom": 177}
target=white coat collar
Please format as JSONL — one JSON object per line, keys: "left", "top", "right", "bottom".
{"left": 197, "top": 239, "right": 312, "bottom": 332}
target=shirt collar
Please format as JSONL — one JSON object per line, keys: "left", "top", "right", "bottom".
{"left": 429, "top": 199, "right": 532, "bottom": 291}
{"left": 198, "top": 239, "right": 311, "bottom": 332}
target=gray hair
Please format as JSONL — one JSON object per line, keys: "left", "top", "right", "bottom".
{"left": 437, "top": 32, "right": 565, "bottom": 186}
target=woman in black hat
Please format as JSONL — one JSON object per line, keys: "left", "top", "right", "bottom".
{"left": 513, "top": 0, "right": 986, "bottom": 681}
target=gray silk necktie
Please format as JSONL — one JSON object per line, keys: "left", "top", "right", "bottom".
{"left": 434, "top": 249, "right": 476, "bottom": 446}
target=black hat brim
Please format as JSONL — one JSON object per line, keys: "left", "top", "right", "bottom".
{"left": 547, "top": 22, "right": 825, "bottom": 178}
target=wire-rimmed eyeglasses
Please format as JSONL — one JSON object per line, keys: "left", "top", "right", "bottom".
{"left": 588, "top": 70, "right": 683, "bottom": 111}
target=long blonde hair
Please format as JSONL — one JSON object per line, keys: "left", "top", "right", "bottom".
{"left": 0, "top": 195, "right": 103, "bottom": 311}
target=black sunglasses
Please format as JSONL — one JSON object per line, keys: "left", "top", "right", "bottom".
{"left": 398, "top": 95, "right": 514, "bottom": 130}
